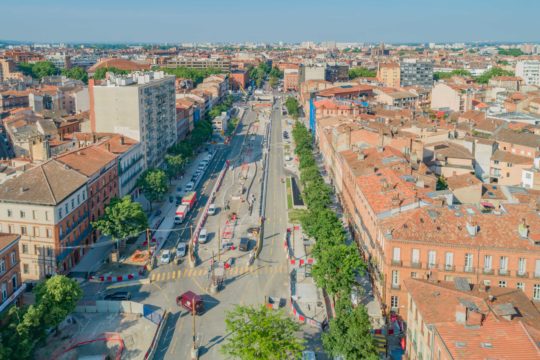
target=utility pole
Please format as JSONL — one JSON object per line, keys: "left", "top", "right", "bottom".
{"left": 146, "top": 228, "right": 153, "bottom": 271}
{"left": 217, "top": 223, "right": 222, "bottom": 263}
{"left": 191, "top": 299, "right": 198, "bottom": 359}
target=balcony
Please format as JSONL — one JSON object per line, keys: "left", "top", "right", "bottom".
{"left": 444, "top": 264, "right": 455, "bottom": 272}
{"left": 391, "top": 259, "right": 402, "bottom": 266}
{"left": 60, "top": 211, "right": 89, "bottom": 240}
{"left": 534, "top": 272, "right": 540, "bottom": 279}
{"left": 391, "top": 284, "right": 401, "bottom": 290}
{"left": 57, "top": 226, "right": 91, "bottom": 262}
{"left": 483, "top": 268, "right": 494, "bottom": 275}
{"left": 516, "top": 271, "right": 529, "bottom": 278}
{"left": 463, "top": 266, "right": 475, "bottom": 273}
{"left": 410, "top": 262, "right": 422, "bottom": 269}
{"left": 498, "top": 269, "right": 511, "bottom": 277}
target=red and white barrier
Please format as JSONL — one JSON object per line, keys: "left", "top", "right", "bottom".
{"left": 89, "top": 266, "right": 146, "bottom": 283}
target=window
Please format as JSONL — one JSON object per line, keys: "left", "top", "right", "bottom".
{"left": 1, "top": 283, "right": 6, "bottom": 301}
{"left": 0, "top": 260, "right": 5, "bottom": 274}
{"left": 19, "top": 210, "right": 25, "bottom": 218}
{"left": 500, "top": 256, "right": 508, "bottom": 274}
{"left": 65, "top": 203, "right": 68, "bottom": 214}
{"left": 484, "top": 255, "right": 492, "bottom": 271}
{"left": 499, "top": 280, "right": 507, "bottom": 288}
{"left": 45, "top": 211, "right": 50, "bottom": 221}
{"left": 7, "top": 209, "right": 12, "bottom": 217}
{"left": 22, "top": 244, "right": 28, "bottom": 254}
{"left": 518, "top": 258, "right": 527, "bottom": 275}
{"left": 507, "top": 163, "right": 513, "bottom": 167}
{"left": 392, "top": 247, "right": 401, "bottom": 262}
{"left": 32, "top": 210, "right": 37, "bottom": 220}
{"left": 534, "top": 284, "right": 540, "bottom": 301}
{"left": 10, "top": 252, "right": 15, "bottom": 266}
{"left": 46, "top": 248, "right": 53, "bottom": 257}
{"left": 517, "top": 282, "right": 525, "bottom": 291}
{"left": 11, "top": 275, "right": 16, "bottom": 290}
{"left": 392, "top": 270, "right": 399, "bottom": 287}
{"left": 445, "top": 252, "right": 454, "bottom": 270}
{"left": 59, "top": 208, "right": 63, "bottom": 218}
{"left": 33, "top": 227, "right": 39, "bottom": 237}
{"left": 23, "top": 264, "right": 29, "bottom": 274}
{"left": 535, "top": 259, "right": 540, "bottom": 278}
{"left": 46, "top": 228, "right": 52, "bottom": 238}
{"left": 20, "top": 226, "right": 26, "bottom": 235}
{"left": 71, "top": 199, "right": 75, "bottom": 209}
{"left": 391, "top": 296, "right": 399, "bottom": 309}
{"left": 412, "top": 249, "right": 420, "bottom": 265}
{"left": 494, "top": 160, "right": 500, "bottom": 165}
{"left": 428, "top": 250, "right": 436, "bottom": 268}
{"left": 8, "top": 225, "right": 13, "bottom": 234}
{"left": 411, "top": 272, "right": 417, "bottom": 279}
{"left": 465, "top": 253, "right": 473, "bottom": 272}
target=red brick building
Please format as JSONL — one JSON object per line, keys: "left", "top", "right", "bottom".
{"left": 230, "top": 70, "right": 249, "bottom": 91}
{"left": 0, "top": 233, "right": 22, "bottom": 313}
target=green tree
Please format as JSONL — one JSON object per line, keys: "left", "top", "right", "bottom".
{"left": 348, "top": 67, "right": 376, "bottom": 79}
{"left": 475, "top": 67, "right": 514, "bottom": 84}
{"left": 285, "top": 97, "right": 300, "bottom": 119}
{"left": 17, "top": 61, "right": 58, "bottom": 80}
{"left": 137, "top": 169, "right": 168, "bottom": 209}
{"left": 92, "top": 66, "right": 129, "bottom": 80}
{"left": 322, "top": 299, "right": 379, "bottom": 360}
{"left": 221, "top": 305, "right": 304, "bottom": 360}
{"left": 436, "top": 176, "right": 448, "bottom": 190}
{"left": 162, "top": 67, "right": 222, "bottom": 85}
{"left": 312, "top": 244, "right": 364, "bottom": 296}
{"left": 498, "top": 48, "right": 524, "bottom": 56}
{"left": 34, "top": 275, "right": 83, "bottom": 331}
{"left": 165, "top": 154, "right": 186, "bottom": 180}
{"left": 92, "top": 196, "right": 148, "bottom": 250}
{"left": 61, "top": 66, "right": 88, "bottom": 84}
{"left": 434, "top": 69, "right": 471, "bottom": 81}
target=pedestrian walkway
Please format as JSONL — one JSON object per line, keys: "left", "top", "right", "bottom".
{"left": 149, "top": 264, "right": 288, "bottom": 282}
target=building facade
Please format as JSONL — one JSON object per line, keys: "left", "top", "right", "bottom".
{"left": 516, "top": 60, "right": 540, "bottom": 86}
{"left": 90, "top": 71, "right": 177, "bottom": 169}
{"left": 0, "top": 233, "right": 23, "bottom": 314}
{"left": 377, "top": 63, "right": 401, "bottom": 88}
{"left": 400, "top": 59, "right": 434, "bottom": 88}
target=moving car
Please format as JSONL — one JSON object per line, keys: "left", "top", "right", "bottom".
{"left": 160, "top": 249, "right": 172, "bottom": 264}
{"left": 239, "top": 238, "right": 249, "bottom": 252}
{"left": 103, "top": 291, "right": 131, "bottom": 301}
{"left": 185, "top": 182, "right": 194, "bottom": 192}
{"left": 176, "top": 291, "right": 204, "bottom": 315}
{"left": 198, "top": 228, "right": 208, "bottom": 243}
{"left": 176, "top": 243, "right": 187, "bottom": 257}
{"left": 207, "top": 204, "right": 216, "bottom": 215}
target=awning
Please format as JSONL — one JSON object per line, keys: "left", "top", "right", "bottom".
{"left": 481, "top": 202, "right": 494, "bottom": 208}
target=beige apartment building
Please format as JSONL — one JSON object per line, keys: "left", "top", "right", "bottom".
{"left": 89, "top": 71, "right": 177, "bottom": 169}
{"left": 377, "top": 62, "right": 401, "bottom": 88}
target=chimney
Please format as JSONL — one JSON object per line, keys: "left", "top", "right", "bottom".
{"left": 120, "top": 135, "right": 125, "bottom": 145}
{"left": 105, "top": 142, "right": 111, "bottom": 152}
{"left": 358, "top": 151, "right": 366, "bottom": 160}
{"left": 391, "top": 194, "right": 400, "bottom": 207}
{"left": 466, "top": 220, "right": 478, "bottom": 236}
{"left": 518, "top": 218, "right": 529, "bottom": 238}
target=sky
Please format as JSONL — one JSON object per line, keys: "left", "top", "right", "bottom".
{"left": 1, "top": 0, "right": 539, "bottom": 44}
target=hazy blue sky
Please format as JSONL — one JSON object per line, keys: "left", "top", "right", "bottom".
{"left": 2, "top": 0, "right": 538, "bottom": 43}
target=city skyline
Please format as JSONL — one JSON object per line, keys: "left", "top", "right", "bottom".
{"left": 2, "top": 0, "right": 540, "bottom": 43}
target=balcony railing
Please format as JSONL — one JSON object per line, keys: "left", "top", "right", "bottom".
{"left": 444, "top": 264, "right": 455, "bottom": 272}
{"left": 391, "top": 284, "right": 401, "bottom": 290}
{"left": 516, "top": 271, "right": 529, "bottom": 278}
{"left": 411, "top": 262, "right": 422, "bottom": 269}
{"left": 60, "top": 212, "right": 89, "bottom": 240}
{"left": 391, "top": 259, "right": 402, "bottom": 266}
{"left": 498, "top": 269, "right": 511, "bottom": 277}
{"left": 463, "top": 266, "right": 475, "bottom": 273}
{"left": 534, "top": 272, "right": 540, "bottom": 279}
{"left": 483, "top": 268, "right": 494, "bottom": 275}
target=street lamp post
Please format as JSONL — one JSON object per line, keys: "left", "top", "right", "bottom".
{"left": 191, "top": 300, "right": 199, "bottom": 359}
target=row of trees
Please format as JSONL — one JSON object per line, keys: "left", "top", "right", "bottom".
{"left": 433, "top": 67, "right": 514, "bottom": 84}
{"left": 292, "top": 122, "right": 379, "bottom": 360}
{"left": 285, "top": 96, "right": 300, "bottom": 119}
{"left": 0, "top": 276, "right": 82, "bottom": 359}
{"left": 248, "top": 62, "right": 271, "bottom": 88}
{"left": 17, "top": 61, "right": 59, "bottom": 80}
{"left": 268, "top": 66, "right": 283, "bottom": 88}
{"left": 348, "top": 67, "right": 376, "bottom": 79}
{"left": 93, "top": 66, "right": 129, "bottom": 80}
{"left": 161, "top": 66, "right": 223, "bottom": 85}
{"left": 433, "top": 69, "right": 471, "bottom": 81}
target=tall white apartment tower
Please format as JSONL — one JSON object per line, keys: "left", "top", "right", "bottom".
{"left": 516, "top": 60, "right": 540, "bottom": 86}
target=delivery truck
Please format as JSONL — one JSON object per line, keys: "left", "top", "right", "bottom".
{"left": 182, "top": 191, "right": 197, "bottom": 211}
{"left": 174, "top": 204, "right": 189, "bottom": 224}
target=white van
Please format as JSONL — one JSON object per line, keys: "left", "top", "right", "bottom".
{"left": 198, "top": 228, "right": 208, "bottom": 243}
{"left": 185, "top": 182, "right": 194, "bottom": 192}
{"left": 207, "top": 204, "right": 216, "bottom": 215}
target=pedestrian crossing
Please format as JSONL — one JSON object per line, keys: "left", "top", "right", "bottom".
{"left": 149, "top": 264, "right": 288, "bottom": 282}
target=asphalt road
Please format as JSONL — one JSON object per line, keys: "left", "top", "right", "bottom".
{"left": 107, "top": 102, "right": 291, "bottom": 359}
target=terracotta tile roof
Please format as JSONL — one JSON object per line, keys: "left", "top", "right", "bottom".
{"left": 317, "top": 85, "right": 374, "bottom": 97}
{"left": 0, "top": 233, "right": 20, "bottom": 252}
{"left": 497, "top": 128, "right": 540, "bottom": 149}
{"left": 492, "top": 150, "right": 533, "bottom": 164}
{"left": 88, "top": 58, "right": 151, "bottom": 73}
{"left": 55, "top": 146, "right": 117, "bottom": 177}
{"left": 0, "top": 160, "right": 87, "bottom": 205}
{"left": 96, "top": 134, "right": 138, "bottom": 155}
{"left": 380, "top": 203, "right": 540, "bottom": 250}
{"left": 446, "top": 173, "right": 481, "bottom": 190}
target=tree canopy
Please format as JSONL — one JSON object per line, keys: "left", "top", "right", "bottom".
{"left": 137, "top": 169, "right": 168, "bottom": 206}
{"left": 348, "top": 67, "right": 376, "bottom": 79}
{"left": 92, "top": 196, "right": 148, "bottom": 241}
{"left": 17, "top": 61, "right": 59, "bottom": 80}
{"left": 61, "top": 66, "right": 88, "bottom": 84}
{"left": 92, "top": 66, "right": 129, "bottom": 80}
{"left": 162, "top": 66, "right": 222, "bottom": 85}
{"left": 285, "top": 97, "right": 300, "bottom": 119}
{"left": 221, "top": 305, "right": 304, "bottom": 360}
{"left": 434, "top": 69, "right": 471, "bottom": 81}
{"left": 498, "top": 48, "right": 525, "bottom": 56}
{"left": 475, "top": 67, "right": 514, "bottom": 84}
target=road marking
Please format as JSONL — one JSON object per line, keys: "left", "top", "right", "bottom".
{"left": 182, "top": 268, "right": 189, "bottom": 277}
{"left": 176, "top": 270, "right": 182, "bottom": 278}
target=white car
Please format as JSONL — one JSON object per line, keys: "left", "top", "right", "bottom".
{"left": 160, "top": 249, "right": 171, "bottom": 264}
{"left": 185, "top": 182, "right": 194, "bottom": 192}
{"left": 207, "top": 204, "right": 216, "bottom": 215}
{"left": 198, "top": 228, "right": 208, "bottom": 243}
{"left": 176, "top": 243, "right": 187, "bottom": 257}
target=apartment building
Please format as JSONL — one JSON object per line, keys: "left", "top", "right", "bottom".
{"left": 56, "top": 146, "right": 118, "bottom": 242}
{"left": 230, "top": 69, "right": 249, "bottom": 90}
{"left": 375, "top": 89, "right": 418, "bottom": 108}
{"left": 0, "top": 160, "right": 90, "bottom": 281}
{"left": 400, "top": 59, "right": 434, "bottom": 88}
{"left": 405, "top": 279, "right": 540, "bottom": 360}
{"left": 89, "top": 71, "right": 177, "bottom": 169}
{"left": 516, "top": 60, "right": 540, "bottom": 86}
{"left": 165, "top": 57, "right": 231, "bottom": 72}
{"left": 488, "top": 76, "right": 523, "bottom": 91}
{"left": 0, "top": 59, "right": 24, "bottom": 82}
{"left": 284, "top": 69, "right": 299, "bottom": 92}
{"left": 431, "top": 82, "right": 473, "bottom": 112}
{"left": 0, "top": 233, "right": 23, "bottom": 314}
{"left": 377, "top": 63, "right": 400, "bottom": 88}
{"left": 299, "top": 64, "right": 326, "bottom": 83}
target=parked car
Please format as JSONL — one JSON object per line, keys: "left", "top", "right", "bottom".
{"left": 160, "top": 249, "right": 172, "bottom": 264}
{"left": 207, "top": 204, "right": 217, "bottom": 215}
{"left": 239, "top": 238, "right": 249, "bottom": 252}
{"left": 176, "top": 291, "right": 204, "bottom": 315}
{"left": 176, "top": 243, "right": 187, "bottom": 257}
{"left": 185, "top": 182, "right": 194, "bottom": 192}
{"left": 103, "top": 291, "right": 131, "bottom": 301}
{"left": 198, "top": 229, "right": 208, "bottom": 243}
{"left": 302, "top": 351, "right": 317, "bottom": 360}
